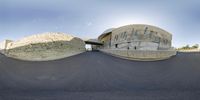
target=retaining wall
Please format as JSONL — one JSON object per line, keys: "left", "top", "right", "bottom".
{"left": 100, "top": 49, "right": 177, "bottom": 61}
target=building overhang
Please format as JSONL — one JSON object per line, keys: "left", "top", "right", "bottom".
{"left": 98, "top": 32, "right": 112, "bottom": 41}
{"left": 84, "top": 41, "right": 103, "bottom": 45}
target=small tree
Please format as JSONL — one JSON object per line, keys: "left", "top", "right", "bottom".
{"left": 182, "top": 45, "right": 190, "bottom": 49}
{"left": 192, "top": 44, "right": 199, "bottom": 49}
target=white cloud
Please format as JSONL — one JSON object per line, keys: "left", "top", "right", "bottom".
{"left": 86, "top": 22, "right": 93, "bottom": 26}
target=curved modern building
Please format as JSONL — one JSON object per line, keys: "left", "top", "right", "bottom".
{"left": 99, "top": 24, "right": 172, "bottom": 50}
{"left": 98, "top": 24, "right": 176, "bottom": 61}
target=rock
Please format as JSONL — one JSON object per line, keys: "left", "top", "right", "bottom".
{"left": 4, "top": 32, "right": 85, "bottom": 61}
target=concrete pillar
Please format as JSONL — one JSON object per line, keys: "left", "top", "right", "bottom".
{"left": 0, "top": 40, "right": 13, "bottom": 53}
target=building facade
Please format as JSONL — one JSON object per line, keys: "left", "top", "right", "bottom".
{"left": 98, "top": 24, "right": 172, "bottom": 51}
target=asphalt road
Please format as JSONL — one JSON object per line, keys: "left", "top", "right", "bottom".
{"left": 0, "top": 51, "right": 200, "bottom": 100}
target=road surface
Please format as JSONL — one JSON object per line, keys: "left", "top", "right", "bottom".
{"left": 0, "top": 51, "right": 200, "bottom": 100}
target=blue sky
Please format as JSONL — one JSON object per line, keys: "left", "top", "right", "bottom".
{"left": 0, "top": 0, "right": 200, "bottom": 47}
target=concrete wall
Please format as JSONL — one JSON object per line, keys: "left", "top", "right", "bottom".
{"left": 178, "top": 49, "right": 200, "bottom": 52}
{"left": 98, "top": 24, "right": 176, "bottom": 61}
{"left": 5, "top": 41, "right": 85, "bottom": 61}
{"left": 100, "top": 49, "right": 177, "bottom": 61}
{"left": 111, "top": 24, "right": 172, "bottom": 50}
{"left": 99, "top": 33, "right": 112, "bottom": 49}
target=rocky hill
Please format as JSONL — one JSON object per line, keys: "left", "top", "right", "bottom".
{"left": 3, "top": 32, "right": 85, "bottom": 61}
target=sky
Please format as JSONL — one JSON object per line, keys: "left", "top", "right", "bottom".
{"left": 0, "top": 0, "right": 200, "bottom": 48}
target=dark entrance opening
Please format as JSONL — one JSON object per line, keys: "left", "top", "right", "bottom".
{"left": 115, "top": 44, "right": 118, "bottom": 48}
{"left": 84, "top": 40, "right": 103, "bottom": 51}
